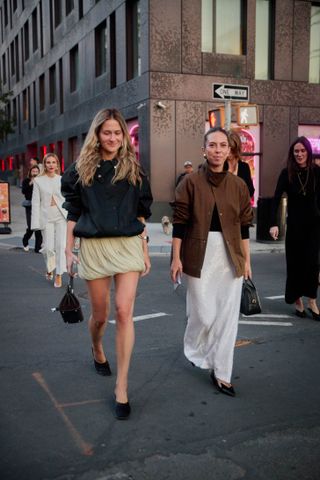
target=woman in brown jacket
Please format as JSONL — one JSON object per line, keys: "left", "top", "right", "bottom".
{"left": 170, "top": 127, "right": 253, "bottom": 397}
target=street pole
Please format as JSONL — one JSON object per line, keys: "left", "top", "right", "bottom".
{"left": 225, "top": 100, "right": 231, "bottom": 131}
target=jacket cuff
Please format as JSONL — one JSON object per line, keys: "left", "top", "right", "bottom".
{"left": 172, "top": 223, "right": 186, "bottom": 239}
{"left": 241, "top": 225, "right": 250, "bottom": 239}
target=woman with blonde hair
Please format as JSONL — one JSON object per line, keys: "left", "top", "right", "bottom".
{"left": 31, "top": 153, "right": 67, "bottom": 287}
{"left": 61, "top": 108, "right": 152, "bottom": 420}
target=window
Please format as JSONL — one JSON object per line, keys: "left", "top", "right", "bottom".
{"left": 10, "top": 41, "right": 15, "bottom": 76}
{"left": 95, "top": 20, "right": 107, "bottom": 77}
{"left": 32, "top": 7, "right": 38, "bottom": 52}
{"left": 4, "top": 0, "right": 8, "bottom": 26}
{"left": 2, "top": 53, "right": 7, "bottom": 84}
{"left": 13, "top": 0, "right": 17, "bottom": 12}
{"left": 54, "top": 0, "right": 62, "bottom": 27}
{"left": 201, "top": 0, "right": 246, "bottom": 55}
{"left": 66, "top": 0, "right": 74, "bottom": 15}
{"left": 33, "top": 81, "right": 37, "bottom": 126}
{"left": 255, "top": 0, "right": 274, "bottom": 79}
{"left": 126, "top": 0, "right": 141, "bottom": 79}
{"left": 22, "top": 89, "right": 28, "bottom": 121}
{"left": 39, "top": 73, "right": 45, "bottom": 110}
{"left": 24, "top": 21, "right": 29, "bottom": 60}
{"left": 68, "top": 136, "right": 78, "bottom": 163}
{"left": 49, "top": 64, "right": 56, "bottom": 104}
{"left": 14, "top": 35, "right": 19, "bottom": 81}
{"left": 59, "top": 58, "right": 64, "bottom": 113}
{"left": 12, "top": 97, "right": 17, "bottom": 125}
{"left": 309, "top": 4, "right": 320, "bottom": 83}
{"left": 79, "top": 0, "right": 83, "bottom": 19}
{"left": 70, "top": 45, "right": 79, "bottom": 92}
{"left": 110, "top": 11, "right": 116, "bottom": 88}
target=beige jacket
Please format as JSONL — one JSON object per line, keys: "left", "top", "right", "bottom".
{"left": 173, "top": 166, "right": 253, "bottom": 278}
{"left": 31, "top": 174, "right": 67, "bottom": 230}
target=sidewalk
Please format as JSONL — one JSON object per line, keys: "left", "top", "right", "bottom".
{"left": 0, "top": 185, "right": 285, "bottom": 254}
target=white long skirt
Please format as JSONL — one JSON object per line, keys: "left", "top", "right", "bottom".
{"left": 184, "top": 232, "right": 243, "bottom": 383}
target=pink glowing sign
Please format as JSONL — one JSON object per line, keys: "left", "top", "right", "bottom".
{"left": 307, "top": 137, "right": 320, "bottom": 154}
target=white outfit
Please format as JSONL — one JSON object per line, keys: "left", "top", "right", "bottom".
{"left": 31, "top": 175, "right": 67, "bottom": 274}
{"left": 184, "top": 232, "right": 243, "bottom": 384}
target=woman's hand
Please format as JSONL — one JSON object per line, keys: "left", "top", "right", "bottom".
{"left": 141, "top": 249, "right": 151, "bottom": 277}
{"left": 170, "top": 258, "right": 183, "bottom": 283}
{"left": 269, "top": 226, "right": 279, "bottom": 240}
{"left": 65, "top": 249, "right": 80, "bottom": 277}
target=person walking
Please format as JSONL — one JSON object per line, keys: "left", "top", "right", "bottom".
{"left": 269, "top": 136, "right": 320, "bottom": 319}
{"left": 61, "top": 108, "right": 153, "bottom": 419}
{"left": 31, "top": 153, "right": 67, "bottom": 288}
{"left": 21, "top": 165, "right": 43, "bottom": 253}
{"left": 176, "top": 161, "right": 194, "bottom": 186}
{"left": 170, "top": 127, "right": 253, "bottom": 397}
{"left": 226, "top": 130, "right": 255, "bottom": 199}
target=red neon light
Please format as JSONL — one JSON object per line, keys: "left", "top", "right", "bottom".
{"left": 1, "top": 160, "right": 4, "bottom": 171}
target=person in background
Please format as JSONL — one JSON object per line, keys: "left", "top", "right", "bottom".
{"left": 269, "top": 136, "right": 320, "bottom": 320}
{"left": 313, "top": 154, "right": 320, "bottom": 168}
{"left": 31, "top": 153, "right": 67, "bottom": 288}
{"left": 61, "top": 108, "right": 153, "bottom": 420}
{"left": 225, "top": 130, "right": 255, "bottom": 199}
{"left": 170, "top": 127, "right": 253, "bottom": 397}
{"left": 176, "top": 161, "right": 194, "bottom": 186}
{"left": 21, "top": 165, "right": 43, "bottom": 253}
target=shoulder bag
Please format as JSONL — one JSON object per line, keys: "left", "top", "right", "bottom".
{"left": 240, "top": 278, "right": 262, "bottom": 316}
{"left": 52, "top": 276, "right": 84, "bottom": 324}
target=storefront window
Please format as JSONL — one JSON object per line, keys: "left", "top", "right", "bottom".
{"left": 201, "top": 0, "right": 245, "bottom": 55}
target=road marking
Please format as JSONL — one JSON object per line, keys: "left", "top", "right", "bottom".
{"left": 265, "top": 295, "right": 285, "bottom": 300}
{"left": 241, "top": 314, "right": 292, "bottom": 318}
{"left": 32, "top": 372, "right": 93, "bottom": 456}
{"left": 109, "top": 312, "right": 169, "bottom": 324}
{"left": 239, "top": 320, "right": 292, "bottom": 326}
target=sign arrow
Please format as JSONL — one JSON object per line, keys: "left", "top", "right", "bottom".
{"left": 213, "top": 83, "right": 249, "bottom": 102}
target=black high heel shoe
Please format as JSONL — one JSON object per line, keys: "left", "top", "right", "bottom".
{"left": 307, "top": 308, "right": 320, "bottom": 321}
{"left": 91, "top": 347, "right": 112, "bottom": 376}
{"left": 210, "top": 371, "right": 236, "bottom": 397}
{"left": 114, "top": 395, "right": 131, "bottom": 420}
{"left": 295, "top": 309, "right": 306, "bottom": 318}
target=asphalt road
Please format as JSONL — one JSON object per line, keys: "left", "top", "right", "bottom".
{"left": 1, "top": 249, "right": 320, "bottom": 480}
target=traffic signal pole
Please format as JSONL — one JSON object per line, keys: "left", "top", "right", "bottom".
{"left": 225, "top": 100, "right": 231, "bottom": 131}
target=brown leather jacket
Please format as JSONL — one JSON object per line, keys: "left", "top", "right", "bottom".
{"left": 173, "top": 164, "right": 253, "bottom": 278}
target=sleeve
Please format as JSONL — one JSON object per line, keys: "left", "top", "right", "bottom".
{"left": 172, "top": 176, "right": 193, "bottom": 226}
{"left": 137, "top": 174, "right": 153, "bottom": 220}
{"left": 61, "top": 164, "right": 83, "bottom": 222}
{"left": 270, "top": 169, "right": 288, "bottom": 226}
{"left": 31, "top": 180, "right": 41, "bottom": 230}
{"left": 21, "top": 178, "right": 29, "bottom": 196}
{"left": 239, "top": 182, "right": 253, "bottom": 233}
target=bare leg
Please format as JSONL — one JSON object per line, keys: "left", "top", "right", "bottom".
{"left": 308, "top": 298, "right": 319, "bottom": 314}
{"left": 86, "top": 277, "right": 112, "bottom": 363}
{"left": 114, "top": 271, "right": 140, "bottom": 404}
{"left": 295, "top": 297, "right": 305, "bottom": 312}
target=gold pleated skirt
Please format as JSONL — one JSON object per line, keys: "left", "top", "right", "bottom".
{"left": 78, "top": 235, "right": 145, "bottom": 280}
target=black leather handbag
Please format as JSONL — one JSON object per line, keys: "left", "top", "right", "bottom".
{"left": 240, "top": 278, "right": 262, "bottom": 316}
{"left": 53, "top": 276, "right": 84, "bottom": 324}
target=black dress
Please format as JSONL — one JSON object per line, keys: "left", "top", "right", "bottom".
{"left": 271, "top": 166, "right": 320, "bottom": 303}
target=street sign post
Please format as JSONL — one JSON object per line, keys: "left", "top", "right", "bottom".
{"left": 212, "top": 83, "right": 249, "bottom": 102}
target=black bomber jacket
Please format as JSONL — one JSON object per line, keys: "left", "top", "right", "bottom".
{"left": 61, "top": 159, "right": 153, "bottom": 238}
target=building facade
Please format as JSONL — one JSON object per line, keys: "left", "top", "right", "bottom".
{"left": 0, "top": 0, "right": 320, "bottom": 219}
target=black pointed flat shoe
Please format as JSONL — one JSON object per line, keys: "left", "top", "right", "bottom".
{"left": 210, "top": 371, "right": 236, "bottom": 397}
{"left": 308, "top": 308, "right": 320, "bottom": 321}
{"left": 295, "top": 309, "right": 307, "bottom": 318}
{"left": 91, "top": 348, "right": 112, "bottom": 376}
{"left": 114, "top": 398, "right": 131, "bottom": 420}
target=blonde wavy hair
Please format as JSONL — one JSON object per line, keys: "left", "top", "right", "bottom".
{"left": 76, "top": 108, "right": 141, "bottom": 186}
{"left": 41, "top": 153, "right": 61, "bottom": 175}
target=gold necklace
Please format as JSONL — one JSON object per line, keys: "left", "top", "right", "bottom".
{"left": 297, "top": 168, "right": 309, "bottom": 196}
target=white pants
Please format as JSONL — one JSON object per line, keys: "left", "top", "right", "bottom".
{"left": 42, "top": 206, "right": 67, "bottom": 275}
{"left": 184, "top": 232, "right": 243, "bottom": 383}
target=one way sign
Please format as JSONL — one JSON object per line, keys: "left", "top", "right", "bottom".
{"left": 212, "top": 83, "right": 249, "bottom": 102}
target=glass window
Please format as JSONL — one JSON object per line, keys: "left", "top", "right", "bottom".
{"left": 95, "top": 20, "right": 107, "bottom": 77}
{"left": 32, "top": 7, "right": 38, "bottom": 52}
{"left": 10, "top": 41, "right": 15, "bottom": 76}
{"left": 22, "top": 89, "right": 28, "bottom": 121}
{"left": 126, "top": 0, "right": 141, "bottom": 79}
{"left": 66, "top": 0, "right": 74, "bottom": 16}
{"left": 110, "top": 11, "right": 116, "bottom": 88}
{"left": 309, "top": 4, "right": 320, "bottom": 83}
{"left": 49, "top": 64, "right": 56, "bottom": 104}
{"left": 2, "top": 53, "right": 7, "bottom": 84}
{"left": 255, "top": 0, "right": 274, "bottom": 80}
{"left": 54, "top": 0, "right": 62, "bottom": 27}
{"left": 201, "top": 0, "right": 245, "bottom": 55}
{"left": 24, "top": 21, "right": 29, "bottom": 61}
{"left": 39, "top": 73, "right": 45, "bottom": 110}
{"left": 59, "top": 58, "right": 64, "bottom": 113}
{"left": 70, "top": 45, "right": 79, "bottom": 92}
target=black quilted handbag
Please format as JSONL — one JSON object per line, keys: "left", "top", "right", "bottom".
{"left": 53, "top": 276, "right": 84, "bottom": 324}
{"left": 240, "top": 278, "right": 262, "bottom": 316}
